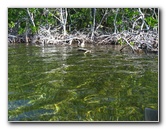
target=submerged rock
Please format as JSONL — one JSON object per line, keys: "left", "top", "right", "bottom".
{"left": 145, "top": 108, "right": 158, "bottom": 121}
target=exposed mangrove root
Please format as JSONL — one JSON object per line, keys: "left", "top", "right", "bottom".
{"left": 8, "top": 27, "right": 158, "bottom": 54}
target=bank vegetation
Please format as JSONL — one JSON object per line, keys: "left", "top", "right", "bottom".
{"left": 8, "top": 8, "right": 158, "bottom": 54}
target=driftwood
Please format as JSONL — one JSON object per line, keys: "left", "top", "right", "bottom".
{"left": 78, "top": 48, "right": 92, "bottom": 54}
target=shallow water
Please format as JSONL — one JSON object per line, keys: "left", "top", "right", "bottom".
{"left": 8, "top": 44, "right": 158, "bottom": 121}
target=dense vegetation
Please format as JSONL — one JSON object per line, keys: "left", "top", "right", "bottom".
{"left": 8, "top": 8, "right": 158, "bottom": 54}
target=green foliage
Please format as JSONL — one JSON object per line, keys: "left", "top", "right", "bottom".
{"left": 8, "top": 21, "right": 15, "bottom": 28}
{"left": 18, "top": 28, "right": 25, "bottom": 35}
{"left": 145, "top": 17, "right": 158, "bottom": 28}
{"left": 118, "top": 38, "right": 124, "bottom": 45}
{"left": 130, "top": 41, "right": 134, "bottom": 46}
{"left": 8, "top": 8, "right": 158, "bottom": 35}
{"left": 31, "top": 26, "right": 37, "bottom": 34}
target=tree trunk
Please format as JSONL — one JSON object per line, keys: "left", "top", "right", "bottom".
{"left": 91, "top": 8, "right": 96, "bottom": 41}
{"left": 60, "top": 8, "right": 68, "bottom": 36}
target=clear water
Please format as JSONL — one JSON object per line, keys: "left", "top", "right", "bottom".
{"left": 8, "top": 44, "right": 158, "bottom": 121}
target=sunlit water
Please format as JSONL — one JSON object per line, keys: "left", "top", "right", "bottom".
{"left": 8, "top": 44, "right": 158, "bottom": 121}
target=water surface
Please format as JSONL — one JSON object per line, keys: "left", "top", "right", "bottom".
{"left": 8, "top": 44, "right": 158, "bottom": 121}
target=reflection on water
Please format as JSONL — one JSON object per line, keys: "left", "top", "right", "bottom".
{"left": 8, "top": 44, "right": 158, "bottom": 121}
